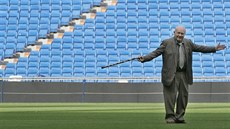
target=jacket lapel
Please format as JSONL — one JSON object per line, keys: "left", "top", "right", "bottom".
{"left": 183, "top": 40, "right": 188, "bottom": 63}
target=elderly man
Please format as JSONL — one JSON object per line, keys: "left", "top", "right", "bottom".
{"left": 138, "top": 25, "right": 226, "bottom": 123}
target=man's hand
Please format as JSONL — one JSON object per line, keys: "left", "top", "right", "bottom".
{"left": 137, "top": 56, "right": 144, "bottom": 62}
{"left": 216, "top": 43, "right": 226, "bottom": 51}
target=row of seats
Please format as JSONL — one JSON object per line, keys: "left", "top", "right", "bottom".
{"left": 118, "top": 0, "right": 228, "bottom": 4}
{"left": 2, "top": 21, "right": 229, "bottom": 34}
{"left": 1, "top": 64, "right": 230, "bottom": 77}
{"left": 1, "top": 0, "right": 102, "bottom": 6}
{"left": 106, "top": 5, "right": 230, "bottom": 16}
{"left": 115, "top": 5, "right": 230, "bottom": 13}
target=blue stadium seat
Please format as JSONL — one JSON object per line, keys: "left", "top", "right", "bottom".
{"left": 108, "top": 67, "right": 120, "bottom": 77}
{"left": 193, "top": 67, "right": 202, "bottom": 76}
{"left": 9, "top": 0, "right": 18, "bottom": 5}
{"left": 51, "top": 60, "right": 61, "bottom": 68}
{"left": 62, "top": 68, "right": 73, "bottom": 77}
{"left": 16, "top": 68, "right": 27, "bottom": 77}
{"left": 215, "top": 67, "right": 226, "bottom": 76}
{"left": 73, "top": 68, "right": 85, "bottom": 77}
{"left": 155, "top": 67, "right": 162, "bottom": 76}
{"left": 213, "top": 2, "right": 223, "bottom": 9}
{"left": 139, "top": 43, "right": 148, "bottom": 51}
{"left": 143, "top": 67, "right": 154, "bottom": 76}
{"left": 4, "top": 68, "right": 15, "bottom": 77}
{"left": 202, "top": 2, "right": 212, "bottom": 9}
{"left": 120, "top": 68, "right": 132, "bottom": 77}
{"left": 213, "top": 54, "right": 225, "bottom": 65}
{"left": 203, "top": 67, "right": 214, "bottom": 76}
{"left": 191, "top": 3, "right": 201, "bottom": 9}
{"left": 203, "top": 9, "right": 213, "bottom": 16}
{"left": 204, "top": 28, "right": 215, "bottom": 36}
{"left": 85, "top": 67, "right": 96, "bottom": 77}
{"left": 28, "top": 51, "right": 39, "bottom": 62}
{"left": 17, "top": 57, "right": 28, "bottom": 67}
{"left": 28, "top": 60, "right": 38, "bottom": 68}
{"left": 97, "top": 68, "right": 107, "bottom": 77}
{"left": 74, "top": 59, "right": 85, "bottom": 68}
{"left": 4, "top": 49, "right": 14, "bottom": 58}
{"left": 51, "top": 68, "right": 61, "bottom": 77}
{"left": 193, "top": 61, "right": 201, "bottom": 67}
{"left": 132, "top": 67, "right": 143, "bottom": 77}
{"left": 202, "top": 60, "right": 213, "bottom": 67}
{"left": 215, "top": 28, "right": 226, "bottom": 36}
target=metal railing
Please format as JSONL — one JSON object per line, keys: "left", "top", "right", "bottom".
{"left": 1, "top": 76, "right": 230, "bottom": 82}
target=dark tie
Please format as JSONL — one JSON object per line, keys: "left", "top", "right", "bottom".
{"left": 178, "top": 43, "right": 185, "bottom": 69}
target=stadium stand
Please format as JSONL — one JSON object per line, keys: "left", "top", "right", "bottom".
{"left": 0, "top": 0, "right": 229, "bottom": 79}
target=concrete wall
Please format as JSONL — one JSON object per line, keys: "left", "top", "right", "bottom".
{"left": 0, "top": 82, "right": 230, "bottom": 102}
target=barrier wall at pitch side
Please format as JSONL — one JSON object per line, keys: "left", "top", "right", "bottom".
{"left": 0, "top": 82, "right": 230, "bottom": 102}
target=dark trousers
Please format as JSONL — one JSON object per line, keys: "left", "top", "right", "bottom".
{"left": 163, "top": 71, "right": 189, "bottom": 120}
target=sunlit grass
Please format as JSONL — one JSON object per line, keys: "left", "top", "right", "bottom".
{"left": 0, "top": 103, "right": 230, "bottom": 129}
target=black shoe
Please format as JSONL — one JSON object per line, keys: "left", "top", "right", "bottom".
{"left": 165, "top": 118, "right": 176, "bottom": 124}
{"left": 175, "top": 119, "right": 186, "bottom": 124}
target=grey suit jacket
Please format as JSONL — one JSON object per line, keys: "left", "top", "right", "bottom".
{"left": 141, "top": 37, "right": 217, "bottom": 86}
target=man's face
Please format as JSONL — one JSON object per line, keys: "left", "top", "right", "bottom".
{"left": 174, "top": 27, "right": 186, "bottom": 42}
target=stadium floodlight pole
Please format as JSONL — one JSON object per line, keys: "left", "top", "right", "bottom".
{"left": 101, "top": 57, "right": 139, "bottom": 69}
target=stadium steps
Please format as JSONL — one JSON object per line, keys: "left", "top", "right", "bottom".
{"left": 0, "top": 0, "right": 117, "bottom": 71}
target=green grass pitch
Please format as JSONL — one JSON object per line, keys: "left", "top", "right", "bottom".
{"left": 0, "top": 103, "right": 230, "bottom": 129}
